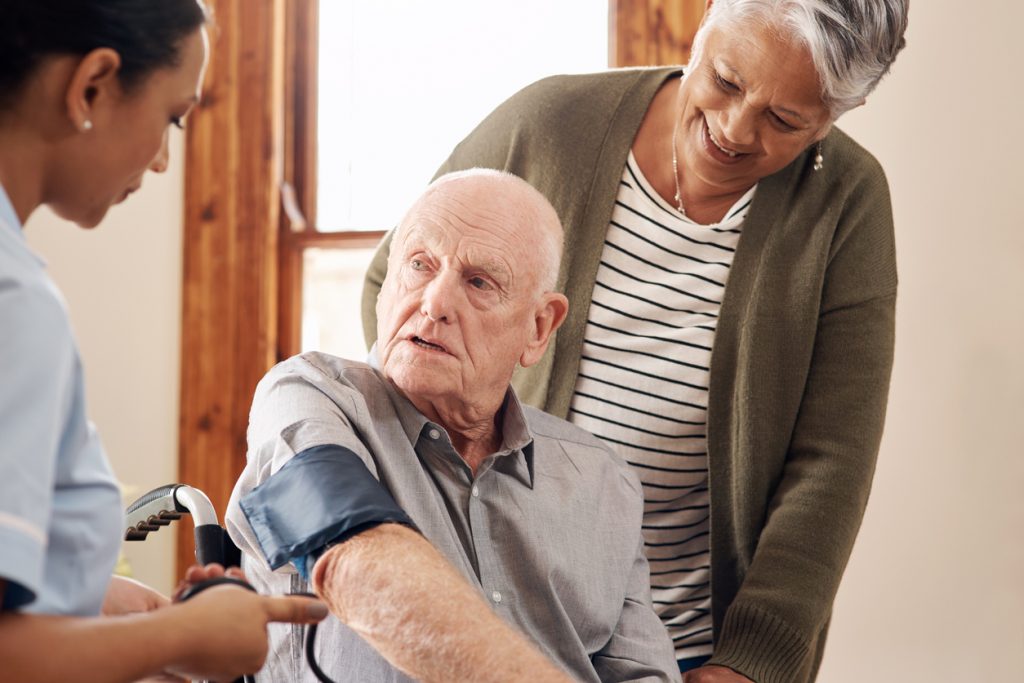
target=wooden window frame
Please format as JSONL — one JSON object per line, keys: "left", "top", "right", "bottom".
{"left": 611, "top": 0, "right": 707, "bottom": 67}
{"left": 276, "top": 1, "right": 389, "bottom": 360}
{"left": 177, "top": 0, "right": 703, "bottom": 576}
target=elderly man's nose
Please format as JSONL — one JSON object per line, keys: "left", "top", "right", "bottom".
{"left": 421, "top": 302, "right": 449, "bottom": 323}
{"left": 421, "top": 276, "right": 453, "bottom": 322}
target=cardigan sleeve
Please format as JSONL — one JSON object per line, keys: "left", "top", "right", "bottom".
{"left": 361, "top": 229, "right": 391, "bottom": 351}
{"left": 709, "top": 161, "right": 897, "bottom": 683}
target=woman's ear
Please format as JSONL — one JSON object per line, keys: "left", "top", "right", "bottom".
{"left": 813, "top": 120, "right": 834, "bottom": 144}
{"left": 519, "top": 293, "right": 569, "bottom": 368}
{"left": 64, "top": 48, "right": 122, "bottom": 131}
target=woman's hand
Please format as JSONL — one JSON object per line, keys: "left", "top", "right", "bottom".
{"left": 164, "top": 584, "right": 328, "bottom": 681}
{"left": 108, "top": 565, "right": 258, "bottom": 681}
{"left": 102, "top": 575, "right": 170, "bottom": 616}
{"left": 103, "top": 577, "right": 187, "bottom": 681}
{"left": 683, "top": 665, "right": 754, "bottom": 682}
{"left": 171, "top": 562, "right": 247, "bottom": 602}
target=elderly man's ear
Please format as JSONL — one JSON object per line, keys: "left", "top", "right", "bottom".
{"left": 519, "top": 293, "right": 569, "bottom": 368}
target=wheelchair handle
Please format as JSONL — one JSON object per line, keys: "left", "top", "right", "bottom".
{"left": 124, "top": 484, "right": 238, "bottom": 567}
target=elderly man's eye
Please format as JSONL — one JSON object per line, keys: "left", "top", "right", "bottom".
{"left": 469, "top": 276, "right": 492, "bottom": 291}
{"left": 410, "top": 259, "right": 426, "bottom": 270}
{"left": 714, "top": 72, "right": 738, "bottom": 92}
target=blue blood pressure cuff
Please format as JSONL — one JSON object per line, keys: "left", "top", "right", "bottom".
{"left": 239, "top": 444, "right": 417, "bottom": 579}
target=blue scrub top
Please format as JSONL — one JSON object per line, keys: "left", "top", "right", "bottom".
{"left": 0, "top": 184, "right": 123, "bottom": 615}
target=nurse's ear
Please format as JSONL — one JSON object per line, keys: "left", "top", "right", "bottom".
{"left": 64, "top": 48, "right": 122, "bottom": 133}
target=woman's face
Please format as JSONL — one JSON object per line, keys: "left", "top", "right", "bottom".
{"left": 53, "top": 27, "right": 209, "bottom": 227}
{"left": 677, "top": 20, "right": 832, "bottom": 198}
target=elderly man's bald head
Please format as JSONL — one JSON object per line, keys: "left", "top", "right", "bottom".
{"left": 394, "top": 169, "right": 563, "bottom": 292}
{"left": 376, "top": 169, "right": 570, "bottom": 424}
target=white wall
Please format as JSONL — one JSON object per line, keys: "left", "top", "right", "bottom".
{"left": 24, "top": 130, "right": 185, "bottom": 596}
{"left": 819, "top": 2, "right": 1024, "bottom": 680}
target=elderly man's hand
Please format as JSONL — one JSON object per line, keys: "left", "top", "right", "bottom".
{"left": 683, "top": 665, "right": 755, "bottom": 683}
{"left": 102, "top": 575, "right": 170, "bottom": 616}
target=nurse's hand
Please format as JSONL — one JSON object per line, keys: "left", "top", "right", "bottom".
{"left": 171, "top": 562, "right": 247, "bottom": 602}
{"left": 164, "top": 584, "right": 328, "bottom": 681}
{"left": 102, "top": 575, "right": 170, "bottom": 616}
{"left": 104, "top": 578, "right": 191, "bottom": 681}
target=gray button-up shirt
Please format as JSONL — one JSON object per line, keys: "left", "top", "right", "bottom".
{"left": 226, "top": 352, "right": 678, "bottom": 682}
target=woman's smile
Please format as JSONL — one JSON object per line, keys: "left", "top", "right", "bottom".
{"left": 701, "top": 114, "right": 749, "bottom": 164}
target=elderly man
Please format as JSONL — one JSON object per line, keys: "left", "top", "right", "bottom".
{"left": 226, "top": 170, "right": 678, "bottom": 682}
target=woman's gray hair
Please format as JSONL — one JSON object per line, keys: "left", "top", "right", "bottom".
{"left": 689, "top": 0, "right": 909, "bottom": 117}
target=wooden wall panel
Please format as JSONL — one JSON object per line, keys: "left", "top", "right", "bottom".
{"left": 610, "top": 0, "right": 707, "bottom": 67}
{"left": 177, "top": 0, "right": 285, "bottom": 576}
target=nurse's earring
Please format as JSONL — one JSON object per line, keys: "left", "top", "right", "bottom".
{"left": 813, "top": 142, "right": 824, "bottom": 172}
{"left": 81, "top": 120, "right": 93, "bottom": 132}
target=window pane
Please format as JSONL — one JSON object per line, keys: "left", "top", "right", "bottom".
{"left": 316, "top": 1, "right": 608, "bottom": 232}
{"left": 301, "top": 247, "right": 378, "bottom": 359}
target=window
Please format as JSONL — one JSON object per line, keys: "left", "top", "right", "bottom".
{"left": 289, "top": 1, "right": 609, "bottom": 360}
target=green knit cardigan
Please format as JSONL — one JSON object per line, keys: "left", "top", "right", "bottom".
{"left": 362, "top": 67, "right": 897, "bottom": 683}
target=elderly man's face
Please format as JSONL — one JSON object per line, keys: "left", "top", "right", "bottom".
{"left": 375, "top": 181, "right": 557, "bottom": 412}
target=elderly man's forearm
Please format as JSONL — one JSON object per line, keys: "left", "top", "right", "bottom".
{"left": 311, "top": 523, "right": 574, "bottom": 683}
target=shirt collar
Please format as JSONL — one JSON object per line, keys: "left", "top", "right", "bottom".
{"left": 496, "top": 389, "right": 536, "bottom": 488}
{"left": 0, "top": 182, "right": 24, "bottom": 236}
{"left": 375, "top": 359, "right": 536, "bottom": 489}
{"left": 0, "top": 182, "right": 46, "bottom": 268}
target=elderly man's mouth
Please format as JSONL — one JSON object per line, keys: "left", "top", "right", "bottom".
{"left": 411, "top": 336, "right": 448, "bottom": 353}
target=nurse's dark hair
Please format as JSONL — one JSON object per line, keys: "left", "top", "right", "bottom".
{"left": 0, "top": 0, "right": 209, "bottom": 110}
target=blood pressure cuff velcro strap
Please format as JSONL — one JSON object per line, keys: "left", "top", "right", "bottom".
{"left": 239, "top": 444, "right": 417, "bottom": 576}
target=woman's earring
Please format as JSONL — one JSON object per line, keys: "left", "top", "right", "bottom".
{"left": 813, "top": 143, "right": 824, "bottom": 172}
{"left": 82, "top": 120, "right": 93, "bottom": 132}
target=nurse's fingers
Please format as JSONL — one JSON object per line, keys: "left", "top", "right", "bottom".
{"left": 174, "top": 563, "right": 229, "bottom": 601}
{"left": 262, "top": 594, "right": 329, "bottom": 624}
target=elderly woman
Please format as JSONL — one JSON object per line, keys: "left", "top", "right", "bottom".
{"left": 363, "top": 1, "right": 908, "bottom": 682}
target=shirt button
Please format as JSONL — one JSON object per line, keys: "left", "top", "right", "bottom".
{"left": 471, "top": 486, "right": 480, "bottom": 498}
{"left": 491, "top": 591, "right": 502, "bottom": 603}
{"left": 428, "top": 428, "right": 440, "bottom": 440}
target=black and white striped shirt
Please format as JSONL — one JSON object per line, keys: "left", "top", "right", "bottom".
{"left": 568, "top": 152, "right": 755, "bottom": 660}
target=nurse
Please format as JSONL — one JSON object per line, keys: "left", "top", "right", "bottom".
{"left": 0, "top": 1, "right": 325, "bottom": 681}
